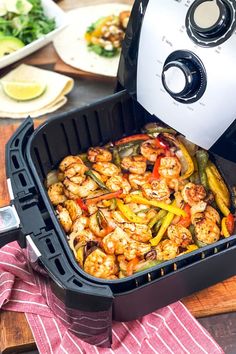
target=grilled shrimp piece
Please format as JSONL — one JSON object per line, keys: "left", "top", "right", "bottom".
{"left": 204, "top": 205, "right": 220, "bottom": 224}
{"left": 140, "top": 139, "right": 165, "bottom": 162}
{"left": 93, "top": 161, "right": 120, "bottom": 177}
{"left": 122, "top": 223, "right": 152, "bottom": 242}
{"left": 59, "top": 156, "right": 84, "bottom": 172}
{"left": 57, "top": 205, "right": 72, "bottom": 233}
{"left": 159, "top": 157, "right": 181, "bottom": 179}
{"left": 167, "top": 178, "right": 187, "bottom": 192}
{"left": 167, "top": 225, "right": 193, "bottom": 248}
{"left": 48, "top": 182, "right": 67, "bottom": 206}
{"left": 111, "top": 210, "right": 128, "bottom": 223}
{"left": 182, "top": 182, "right": 206, "bottom": 206}
{"left": 124, "top": 240, "right": 151, "bottom": 261}
{"left": 84, "top": 249, "right": 118, "bottom": 279}
{"left": 128, "top": 171, "right": 152, "bottom": 189}
{"left": 64, "top": 200, "right": 82, "bottom": 222}
{"left": 194, "top": 218, "right": 220, "bottom": 244}
{"left": 142, "top": 179, "right": 170, "bottom": 201}
{"left": 64, "top": 163, "right": 88, "bottom": 179}
{"left": 190, "top": 201, "right": 207, "bottom": 216}
{"left": 71, "top": 216, "right": 89, "bottom": 233}
{"left": 106, "top": 175, "right": 131, "bottom": 194}
{"left": 87, "top": 147, "right": 112, "bottom": 162}
{"left": 121, "top": 155, "right": 147, "bottom": 175}
{"left": 101, "top": 227, "right": 129, "bottom": 255}
{"left": 64, "top": 177, "right": 98, "bottom": 198}
{"left": 155, "top": 239, "right": 179, "bottom": 261}
{"left": 69, "top": 175, "right": 86, "bottom": 185}
{"left": 89, "top": 212, "right": 115, "bottom": 238}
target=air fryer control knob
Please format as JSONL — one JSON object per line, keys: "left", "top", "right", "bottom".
{"left": 186, "top": 0, "right": 236, "bottom": 46}
{"left": 162, "top": 51, "right": 206, "bottom": 103}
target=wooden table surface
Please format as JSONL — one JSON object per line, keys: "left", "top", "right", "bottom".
{"left": 1, "top": 0, "right": 236, "bottom": 353}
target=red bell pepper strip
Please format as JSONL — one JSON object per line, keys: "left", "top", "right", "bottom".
{"left": 114, "top": 134, "right": 149, "bottom": 146}
{"left": 76, "top": 198, "right": 88, "bottom": 212}
{"left": 225, "top": 213, "right": 235, "bottom": 235}
{"left": 177, "top": 203, "right": 191, "bottom": 228}
{"left": 155, "top": 137, "right": 169, "bottom": 149}
{"left": 150, "top": 156, "right": 162, "bottom": 181}
{"left": 85, "top": 189, "right": 123, "bottom": 205}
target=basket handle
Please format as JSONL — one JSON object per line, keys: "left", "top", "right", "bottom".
{"left": 0, "top": 205, "right": 21, "bottom": 247}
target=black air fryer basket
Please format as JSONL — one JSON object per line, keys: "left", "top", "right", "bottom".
{"left": 1, "top": 90, "right": 236, "bottom": 347}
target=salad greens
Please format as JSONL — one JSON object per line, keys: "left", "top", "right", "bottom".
{"left": 0, "top": 0, "right": 56, "bottom": 45}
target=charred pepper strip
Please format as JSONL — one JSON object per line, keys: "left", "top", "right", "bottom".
{"left": 196, "top": 149, "right": 209, "bottom": 189}
{"left": 116, "top": 199, "right": 147, "bottom": 224}
{"left": 126, "top": 195, "right": 187, "bottom": 217}
{"left": 148, "top": 209, "right": 167, "bottom": 229}
{"left": 222, "top": 213, "right": 235, "bottom": 237}
{"left": 85, "top": 170, "right": 110, "bottom": 191}
{"left": 208, "top": 161, "right": 230, "bottom": 205}
{"left": 115, "top": 134, "right": 150, "bottom": 146}
{"left": 206, "top": 166, "right": 230, "bottom": 207}
{"left": 86, "top": 190, "right": 123, "bottom": 205}
{"left": 150, "top": 207, "right": 175, "bottom": 246}
{"left": 112, "top": 147, "right": 121, "bottom": 166}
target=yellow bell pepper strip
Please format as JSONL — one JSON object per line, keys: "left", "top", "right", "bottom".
{"left": 215, "top": 194, "right": 230, "bottom": 216}
{"left": 150, "top": 209, "right": 175, "bottom": 246}
{"left": 163, "top": 133, "right": 194, "bottom": 179}
{"left": 221, "top": 217, "right": 230, "bottom": 237}
{"left": 148, "top": 209, "right": 167, "bottom": 229}
{"left": 116, "top": 199, "right": 147, "bottom": 224}
{"left": 208, "top": 161, "right": 230, "bottom": 205}
{"left": 178, "top": 244, "right": 199, "bottom": 256}
{"left": 205, "top": 165, "right": 230, "bottom": 207}
{"left": 126, "top": 195, "right": 187, "bottom": 217}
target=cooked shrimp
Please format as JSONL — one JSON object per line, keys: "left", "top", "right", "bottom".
{"left": 194, "top": 218, "right": 220, "bottom": 244}
{"left": 56, "top": 205, "right": 72, "bottom": 233}
{"left": 111, "top": 210, "right": 128, "bottom": 223}
{"left": 87, "top": 147, "right": 112, "bottom": 163}
{"left": 106, "top": 175, "right": 131, "bottom": 194}
{"left": 190, "top": 201, "right": 207, "bottom": 216}
{"left": 69, "top": 175, "right": 86, "bottom": 185}
{"left": 122, "top": 223, "right": 152, "bottom": 242}
{"left": 89, "top": 212, "right": 115, "bottom": 238}
{"left": 167, "top": 225, "right": 193, "bottom": 248}
{"left": 155, "top": 239, "right": 179, "bottom": 261}
{"left": 159, "top": 157, "right": 181, "bottom": 179}
{"left": 142, "top": 179, "right": 170, "bottom": 201}
{"left": 121, "top": 155, "right": 147, "bottom": 175}
{"left": 59, "top": 156, "right": 84, "bottom": 172}
{"left": 204, "top": 205, "right": 220, "bottom": 224}
{"left": 123, "top": 240, "right": 151, "bottom": 261}
{"left": 101, "top": 227, "right": 129, "bottom": 255}
{"left": 167, "top": 178, "right": 187, "bottom": 192}
{"left": 48, "top": 182, "right": 67, "bottom": 206}
{"left": 64, "top": 200, "right": 82, "bottom": 222}
{"left": 64, "top": 162, "right": 88, "bottom": 179}
{"left": 64, "top": 177, "right": 98, "bottom": 198}
{"left": 128, "top": 172, "right": 152, "bottom": 189}
{"left": 140, "top": 139, "right": 165, "bottom": 162}
{"left": 84, "top": 249, "right": 118, "bottom": 278}
{"left": 119, "top": 10, "right": 130, "bottom": 29}
{"left": 182, "top": 182, "right": 206, "bottom": 206}
{"left": 71, "top": 216, "right": 89, "bottom": 233}
{"left": 93, "top": 161, "right": 120, "bottom": 176}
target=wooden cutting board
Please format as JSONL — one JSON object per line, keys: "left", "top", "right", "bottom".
{"left": 1, "top": 123, "right": 236, "bottom": 353}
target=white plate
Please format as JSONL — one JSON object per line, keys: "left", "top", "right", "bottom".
{"left": 53, "top": 3, "right": 131, "bottom": 77}
{"left": 0, "top": 0, "right": 68, "bottom": 69}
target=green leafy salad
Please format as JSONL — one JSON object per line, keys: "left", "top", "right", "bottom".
{"left": 0, "top": 0, "right": 56, "bottom": 57}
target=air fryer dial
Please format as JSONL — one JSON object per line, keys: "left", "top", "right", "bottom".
{"left": 162, "top": 50, "right": 207, "bottom": 103}
{"left": 186, "top": 0, "right": 236, "bottom": 47}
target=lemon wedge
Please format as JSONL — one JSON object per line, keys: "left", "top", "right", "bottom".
{"left": 1, "top": 81, "right": 46, "bottom": 101}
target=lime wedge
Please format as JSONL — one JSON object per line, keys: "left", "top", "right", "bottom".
{"left": 1, "top": 81, "right": 46, "bottom": 101}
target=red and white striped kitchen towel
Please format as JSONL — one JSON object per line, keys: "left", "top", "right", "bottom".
{"left": 0, "top": 241, "right": 224, "bottom": 354}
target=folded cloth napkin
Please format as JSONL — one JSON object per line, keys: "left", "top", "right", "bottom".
{"left": 0, "top": 64, "right": 74, "bottom": 118}
{"left": 0, "top": 241, "right": 224, "bottom": 354}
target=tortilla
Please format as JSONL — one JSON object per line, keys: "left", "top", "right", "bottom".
{"left": 0, "top": 64, "right": 74, "bottom": 118}
{"left": 53, "top": 3, "right": 131, "bottom": 77}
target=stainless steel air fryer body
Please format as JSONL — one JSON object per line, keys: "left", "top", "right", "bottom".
{"left": 118, "top": 0, "right": 236, "bottom": 161}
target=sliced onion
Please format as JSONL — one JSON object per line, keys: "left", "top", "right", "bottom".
{"left": 45, "top": 170, "right": 59, "bottom": 188}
